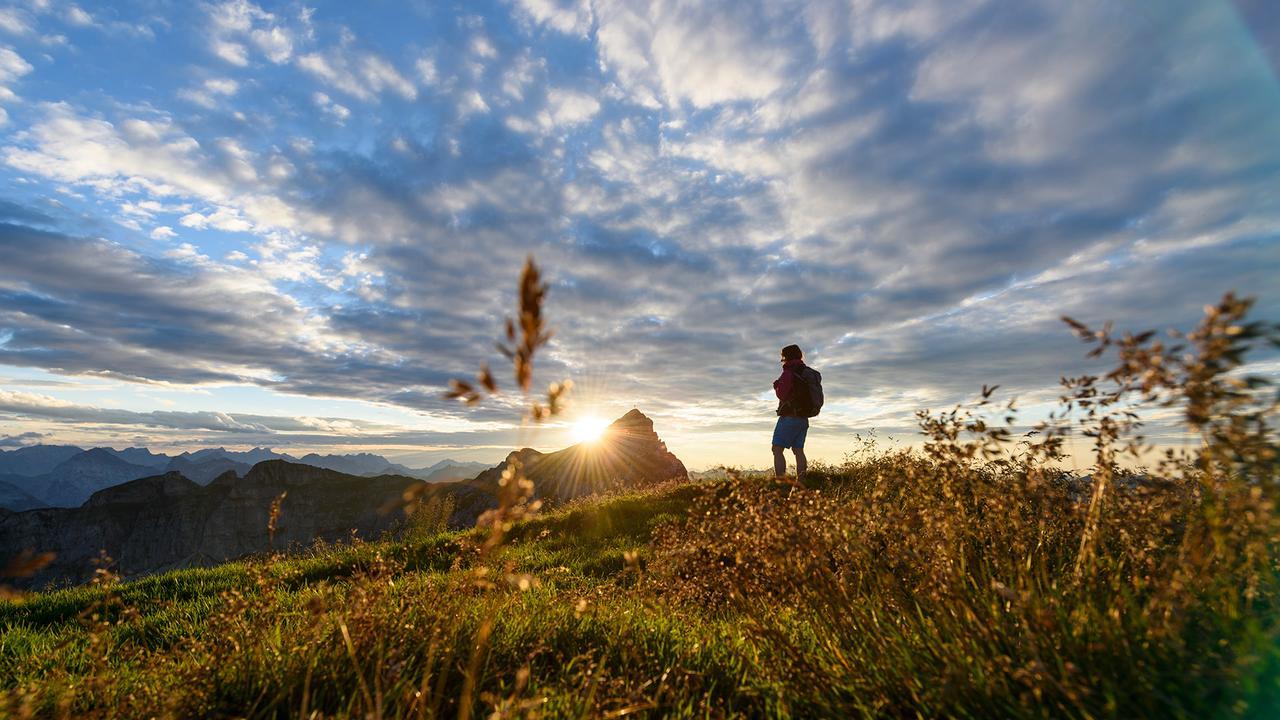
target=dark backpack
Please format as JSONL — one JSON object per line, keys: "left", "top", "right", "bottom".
{"left": 790, "top": 367, "right": 824, "bottom": 418}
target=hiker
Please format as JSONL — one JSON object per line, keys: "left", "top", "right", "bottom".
{"left": 772, "top": 344, "right": 823, "bottom": 481}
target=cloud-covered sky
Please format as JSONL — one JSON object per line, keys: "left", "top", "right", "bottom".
{"left": 0, "top": 0, "right": 1276, "bottom": 469}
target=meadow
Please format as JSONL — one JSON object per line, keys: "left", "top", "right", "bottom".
{"left": 1, "top": 291, "right": 1277, "bottom": 719}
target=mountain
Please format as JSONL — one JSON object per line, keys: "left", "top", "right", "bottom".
{"left": 420, "top": 409, "right": 688, "bottom": 527}
{"left": 0, "top": 479, "right": 44, "bottom": 511}
{"left": 0, "top": 409, "right": 687, "bottom": 588}
{"left": 296, "top": 452, "right": 413, "bottom": 477}
{"left": 0, "top": 445, "right": 490, "bottom": 510}
{"left": 0, "top": 463, "right": 425, "bottom": 588}
{"left": 0, "top": 445, "right": 83, "bottom": 477}
{"left": 419, "top": 460, "right": 490, "bottom": 482}
{"left": 101, "top": 447, "right": 171, "bottom": 469}
{"left": 35, "top": 449, "right": 156, "bottom": 508}
{"left": 177, "top": 447, "right": 295, "bottom": 465}
{"left": 164, "top": 455, "right": 252, "bottom": 485}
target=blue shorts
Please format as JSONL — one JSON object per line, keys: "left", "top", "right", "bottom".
{"left": 772, "top": 416, "right": 809, "bottom": 449}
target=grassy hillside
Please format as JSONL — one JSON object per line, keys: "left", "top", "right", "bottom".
{"left": 2, "top": 294, "right": 1277, "bottom": 719}
{"left": 2, "top": 460, "right": 1278, "bottom": 719}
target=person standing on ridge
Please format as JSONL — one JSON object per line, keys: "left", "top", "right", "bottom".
{"left": 772, "top": 344, "right": 823, "bottom": 482}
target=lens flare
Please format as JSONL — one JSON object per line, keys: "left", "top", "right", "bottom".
{"left": 571, "top": 415, "right": 610, "bottom": 444}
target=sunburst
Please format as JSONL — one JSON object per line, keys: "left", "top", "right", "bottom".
{"left": 571, "top": 414, "right": 610, "bottom": 444}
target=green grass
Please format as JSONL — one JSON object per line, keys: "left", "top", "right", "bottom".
{"left": 3, "top": 468, "right": 1277, "bottom": 719}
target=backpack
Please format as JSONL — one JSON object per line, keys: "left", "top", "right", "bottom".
{"left": 790, "top": 367, "right": 824, "bottom": 418}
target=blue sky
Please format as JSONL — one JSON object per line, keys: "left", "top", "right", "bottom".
{"left": 0, "top": 0, "right": 1277, "bottom": 469}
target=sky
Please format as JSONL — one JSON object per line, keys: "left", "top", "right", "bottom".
{"left": 0, "top": 0, "right": 1277, "bottom": 471}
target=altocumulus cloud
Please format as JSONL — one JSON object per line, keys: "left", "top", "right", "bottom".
{"left": 0, "top": 0, "right": 1275, "bottom": 464}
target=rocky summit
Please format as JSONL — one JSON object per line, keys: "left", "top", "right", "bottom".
{"left": 0, "top": 410, "right": 686, "bottom": 589}
{"left": 422, "top": 409, "right": 688, "bottom": 527}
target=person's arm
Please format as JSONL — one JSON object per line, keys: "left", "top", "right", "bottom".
{"left": 773, "top": 369, "right": 793, "bottom": 400}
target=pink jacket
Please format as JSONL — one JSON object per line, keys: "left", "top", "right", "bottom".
{"left": 773, "top": 359, "right": 806, "bottom": 400}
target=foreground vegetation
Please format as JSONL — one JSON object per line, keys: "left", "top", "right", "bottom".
{"left": 2, "top": 294, "right": 1277, "bottom": 718}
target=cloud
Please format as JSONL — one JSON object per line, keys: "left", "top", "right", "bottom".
{"left": 297, "top": 50, "right": 416, "bottom": 101}
{"left": 0, "top": 0, "right": 1275, "bottom": 465}
{"left": 0, "top": 8, "right": 31, "bottom": 36}
{"left": 545, "top": 87, "right": 600, "bottom": 126}
{"left": 0, "top": 390, "right": 415, "bottom": 436}
{"left": 592, "top": 0, "right": 806, "bottom": 109}
{"left": 65, "top": 5, "right": 94, "bottom": 27}
{"left": 178, "top": 77, "right": 240, "bottom": 108}
{"left": 312, "top": 91, "right": 350, "bottom": 124}
{"left": 0, "top": 431, "right": 48, "bottom": 447}
{"left": 0, "top": 46, "right": 32, "bottom": 102}
{"left": 3, "top": 103, "right": 333, "bottom": 238}
{"left": 0, "top": 221, "right": 507, "bottom": 422}
{"left": 206, "top": 0, "right": 293, "bottom": 66}
{"left": 212, "top": 39, "right": 249, "bottom": 66}
{"left": 514, "top": 0, "right": 594, "bottom": 36}
{"left": 251, "top": 25, "right": 292, "bottom": 63}
{"left": 149, "top": 225, "right": 177, "bottom": 240}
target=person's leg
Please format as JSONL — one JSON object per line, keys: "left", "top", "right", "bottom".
{"left": 793, "top": 448, "right": 807, "bottom": 481}
{"left": 772, "top": 444, "right": 787, "bottom": 478}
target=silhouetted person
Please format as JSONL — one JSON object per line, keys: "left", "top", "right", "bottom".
{"left": 772, "top": 344, "right": 823, "bottom": 481}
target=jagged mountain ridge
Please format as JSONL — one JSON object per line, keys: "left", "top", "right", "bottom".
{"left": 0, "top": 445, "right": 84, "bottom": 477}
{"left": 0, "top": 446, "right": 489, "bottom": 510}
{"left": 0, "top": 410, "right": 687, "bottom": 589}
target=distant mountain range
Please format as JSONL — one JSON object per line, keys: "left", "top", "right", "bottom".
{"left": 1, "top": 409, "right": 687, "bottom": 589}
{"left": 0, "top": 445, "right": 491, "bottom": 510}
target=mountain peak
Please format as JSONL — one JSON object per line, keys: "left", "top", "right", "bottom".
{"left": 611, "top": 408, "right": 653, "bottom": 430}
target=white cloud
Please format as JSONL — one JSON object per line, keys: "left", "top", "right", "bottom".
{"left": 415, "top": 57, "right": 438, "bottom": 85}
{"left": 545, "top": 87, "right": 600, "bottom": 126}
{"left": 470, "top": 34, "right": 498, "bottom": 59}
{"left": 298, "top": 50, "right": 417, "bottom": 101}
{"left": 179, "top": 77, "right": 240, "bottom": 108}
{"left": 313, "top": 91, "right": 350, "bottom": 124}
{"left": 209, "top": 0, "right": 273, "bottom": 33}
{"left": 65, "top": 5, "right": 94, "bottom": 27}
{"left": 150, "top": 225, "right": 177, "bottom": 240}
{"left": 592, "top": 0, "right": 800, "bottom": 109}
{"left": 2, "top": 104, "right": 336, "bottom": 240}
{"left": 359, "top": 54, "right": 416, "bottom": 99}
{"left": 251, "top": 26, "right": 292, "bottom": 63}
{"left": 458, "top": 90, "right": 489, "bottom": 117}
{"left": 207, "top": 0, "right": 294, "bottom": 66}
{"left": 514, "top": 0, "right": 593, "bottom": 36}
{"left": 164, "top": 241, "right": 211, "bottom": 264}
{"left": 0, "top": 8, "right": 31, "bottom": 35}
{"left": 212, "top": 39, "right": 249, "bottom": 66}
{"left": 180, "top": 207, "right": 253, "bottom": 233}
{"left": 0, "top": 46, "right": 32, "bottom": 102}
{"left": 206, "top": 78, "right": 239, "bottom": 95}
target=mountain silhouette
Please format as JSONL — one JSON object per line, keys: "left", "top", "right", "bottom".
{"left": 0, "top": 447, "right": 496, "bottom": 511}
{"left": 0, "top": 409, "right": 686, "bottom": 589}
{"left": 418, "top": 409, "right": 688, "bottom": 527}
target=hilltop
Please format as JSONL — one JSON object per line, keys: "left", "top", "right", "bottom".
{"left": 3, "top": 449, "right": 1277, "bottom": 718}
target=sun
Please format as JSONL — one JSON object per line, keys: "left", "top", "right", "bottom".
{"left": 571, "top": 415, "right": 610, "bottom": 444}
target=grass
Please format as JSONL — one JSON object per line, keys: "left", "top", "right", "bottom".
{"left": 2, "top": 293, "right": 1278, "bottom": 718}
